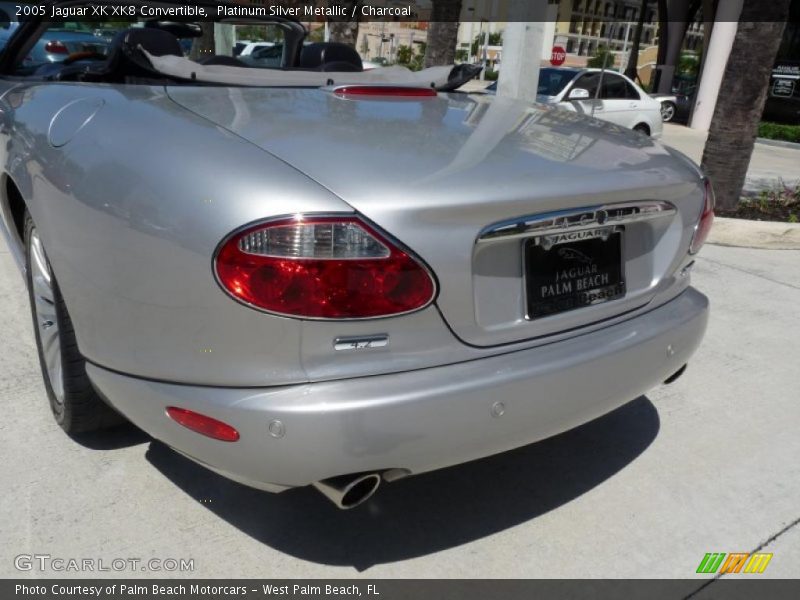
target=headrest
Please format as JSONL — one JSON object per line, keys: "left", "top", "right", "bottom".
{"left": 300, "top": 42, "right": 363, "bottom": 71}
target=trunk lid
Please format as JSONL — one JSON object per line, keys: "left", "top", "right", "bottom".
{"left": 168, "top": 87, "right": 703, "bottom": 347}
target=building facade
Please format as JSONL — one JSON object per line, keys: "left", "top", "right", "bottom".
{"left": 554, "top": 0, "right": 702, "bottom": 58}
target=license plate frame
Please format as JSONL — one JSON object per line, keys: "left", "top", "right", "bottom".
{"left": 524, "top": 227, "right": 626, "bottom": 320}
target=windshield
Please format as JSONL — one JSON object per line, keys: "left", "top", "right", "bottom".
{"left": 0, "top": 5, "right": 15, "bottom": 51}
{"left": 538, "top": 68, "right": 579, "bottom": 96}
{"left": 12, "top": 18, "right": 292, "bottom": 75}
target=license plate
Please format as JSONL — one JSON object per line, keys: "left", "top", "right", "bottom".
{"left": 524, "top": 230, "right": 625, "bottom": 319}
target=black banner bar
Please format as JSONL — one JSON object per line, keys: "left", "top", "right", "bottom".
{"left": 7, "top": 1, "right": 796, "bottom": 23}
{"left": 4, "top": 580, "right": 800, "bottom": 600}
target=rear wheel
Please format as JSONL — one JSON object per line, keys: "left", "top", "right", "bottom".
{"left": 660, "top": 101, "right": 677, "bottom": 122}
{"left": 25, "top": 212, "right": 123, "bottom": 433}
{"left": 633, "top": 123, "right": 651, "bottom": 136}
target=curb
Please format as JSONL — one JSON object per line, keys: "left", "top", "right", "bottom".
{"left": 756, "top": 137, "right": 800, "bottom": 150}
{"left": 708, "top": 216, "right": 800, "bottom": 250}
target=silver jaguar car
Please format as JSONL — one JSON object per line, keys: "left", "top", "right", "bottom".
{"left": 0, "top": 2, "right": 711, "bottom": 509}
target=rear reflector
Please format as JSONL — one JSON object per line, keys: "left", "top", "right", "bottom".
{"left": 690, "top": 178, "right": 715, "bottom": 254}
{"left": 166, "top": 407, "right": 240, "bottom": 442}
{"left": 333, "top": 85, "right": 437, "bottom": 98}
{"left": 214, "top": 215, "right": 436, "bottom": 319}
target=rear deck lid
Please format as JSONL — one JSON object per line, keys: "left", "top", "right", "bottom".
{"left": 168, "top": 87, "right": 704, "bottom": 346}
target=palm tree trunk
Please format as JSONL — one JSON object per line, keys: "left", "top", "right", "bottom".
{"left": 700, "top": 3, "right": 790, "bottom": 211}
{"left": 189, "top": 23, "right": 215, "bottom": 61}
{"left": 624, "top": 0, "right": 649, "bottom": 81}
{"left": 329, "top": 22, "right": 360, "bottom": 47}
{"left": 424, "top": 0, "right": 463, "bottom": 67}
{"left": 329, "top": 1, "right": 361, "bottom": 47}
{"left": 655, "top": 0, "right": 694, "bottom": 93}
{"left": 656, "top": 0, "right": 669, "bottom": 65}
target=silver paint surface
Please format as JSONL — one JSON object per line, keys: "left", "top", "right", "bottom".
{"left": 88, "top": 288, "right": 708, "bottom": 489}
{"left": 0, "top": 79, "right": 710, "bottom": 489}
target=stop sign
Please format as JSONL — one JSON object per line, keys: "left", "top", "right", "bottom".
{"left": 551, "top": 46, "right": 566, "bottom": 66}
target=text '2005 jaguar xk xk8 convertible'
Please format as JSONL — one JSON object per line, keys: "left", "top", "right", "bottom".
{"left": 0, "top": 2, "right": 711, "bottom": 509}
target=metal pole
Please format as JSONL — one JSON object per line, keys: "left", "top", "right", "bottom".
{"left": 496, "top": 0, "right": 549, "bottom": 103}
{"left": 482, "top": 25, "right": 490, "bottom": 79}
{"left": 621, "top": 22, "right": 631, "bottom": 71}
{"left": 592, "top": 24, "right": 613, "bottom": 118}
{"left": 690, "top": 0, "right": 744, "bottom": 130}
{"left": 478, "top": 20, "right": 486, "bottom": 80}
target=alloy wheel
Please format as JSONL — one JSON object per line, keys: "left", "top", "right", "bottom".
{"left": 661, "top": 102, "right": 676, "bottom": 122}
{"left": 29, "top": 229, "right": 64, "bottom": 405}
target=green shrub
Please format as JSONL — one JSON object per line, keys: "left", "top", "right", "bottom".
{"left": 484, "top": 69, "right": 499, "bottom": 81}
{"left": 587, "top": 45, "right": 614, "bottom": 69}
{"left": 758, "top": 122, "right": 800, "bottom": 143}
{"left": 724, "top": 183, "right": 800, "bottom": 222}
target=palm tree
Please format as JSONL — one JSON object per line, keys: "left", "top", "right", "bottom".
{"left": 424, "top": 0, "right": 463, "bottom": 67}
{"left": 329, "top": 1, "right": 362, "bottom": 47}
{"left": 189, "top": 23, "right": 215, "bottom": 61}
{"left": 470, "top": 31, "right": 503, "bottom": 58}
{"left": 624, "top": 0, "right": 650, "bottom": 81}
{"left": 700, "top": 2, "right": 791, "bottom": 211}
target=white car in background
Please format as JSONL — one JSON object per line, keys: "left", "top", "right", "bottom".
{"left": 488, "top": 67, "right": 664, "bottom": 138}
{"left": 650, "top": 92, "right": 681, "bottom": 122}
{"left": 237, "top": 41, "right": 274, "bottom": 56}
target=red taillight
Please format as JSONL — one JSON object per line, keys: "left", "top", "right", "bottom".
{"left": 44, "top": 41, "right": 69, "bottom": 55}
{"left": 690, "top": 178, "right": 715, "bottom": 254}
{"left": 166, "top": 407, "right": 240, "bottom": 442}
{"left": 333, "top": 85, "right": 437, "bottom": 98}
{"left": 214, "top": 215, "right": 436, "bottom": 319}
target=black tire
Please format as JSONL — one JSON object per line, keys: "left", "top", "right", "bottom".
{"left": 660, "top": 101, "right": 677, "bottom": 123}
{"left": 24, "top": 212, "right": 123, "bottom": 433}
{"left": 633, "top": 123, "right": 651, "bottom": 136}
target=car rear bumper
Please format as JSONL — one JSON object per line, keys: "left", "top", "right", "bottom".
{"left": 87, "top": 287, "right": 708, "bottom": 492}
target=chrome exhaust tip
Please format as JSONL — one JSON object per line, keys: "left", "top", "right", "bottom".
{"left": 312, "top": 472, "right": 382, "bottom": 510}
{"left": 664, "top": 363, "right": 688, "bottom": 384}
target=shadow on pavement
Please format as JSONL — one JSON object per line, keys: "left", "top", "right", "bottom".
{"left": 145, "top": 395, "right": 659, "bottom": 571}
{"left": 71, "top": 422, "right": 150, "bottom": 450}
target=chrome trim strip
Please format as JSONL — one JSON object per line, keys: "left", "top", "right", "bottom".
{"left": 476, "top": 201, "right": 677, "bottom": 244}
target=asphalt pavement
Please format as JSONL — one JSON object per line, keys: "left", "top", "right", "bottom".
{"left": 1, "top": 240, "right": 798, "bottom": 582}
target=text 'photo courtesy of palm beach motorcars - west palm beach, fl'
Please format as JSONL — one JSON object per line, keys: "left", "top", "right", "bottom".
{"left": 0, "top": 0, "right": 712, "bottom": 514}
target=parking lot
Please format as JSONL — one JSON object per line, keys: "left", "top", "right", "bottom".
{"left": 1, "top": 239, "right": 798, "bottom": 582}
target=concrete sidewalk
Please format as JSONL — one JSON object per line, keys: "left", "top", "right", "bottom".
{"left": 661, "top": 123, "right": 800, "bottom": 195}
{"left": 709, "top": 217, "right": 800, "bottom": 250}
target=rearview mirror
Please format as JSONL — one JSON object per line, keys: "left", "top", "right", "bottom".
{"left": 568, "top": 88, "right": 591, "bottom": 100}
{"left": 145, "top": 21, "right": 203, "bottom": 38}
